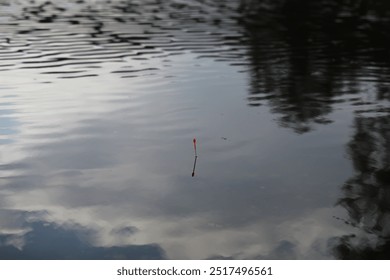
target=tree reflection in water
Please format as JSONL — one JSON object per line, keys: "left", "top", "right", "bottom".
{"left": 332, "top": 116, "right": 390, "bottom": 259}
{"left": 238, "top": 0, "right": 390, "bottom": 133}
{"left": 239, "top": 0, "right": 390, "bottom": 258}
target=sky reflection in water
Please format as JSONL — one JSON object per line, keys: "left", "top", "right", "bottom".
{"left": 1, "top": 0, "right": 390, "bottom": 259}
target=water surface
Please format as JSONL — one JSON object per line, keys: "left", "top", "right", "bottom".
{"left": 1, "top": 0, "right": 390, "bottom": 259}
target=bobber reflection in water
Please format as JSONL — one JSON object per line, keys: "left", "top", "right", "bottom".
{"left": 192, "top": 138, "right": 198, "bottom": 177}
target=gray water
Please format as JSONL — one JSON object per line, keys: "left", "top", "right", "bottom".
{"left": 1, "top": 0, "right": 390, "bottom": 259}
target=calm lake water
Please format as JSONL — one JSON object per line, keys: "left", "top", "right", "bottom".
{"left": 1, "top": 0, "right": 390, "bottom": 259}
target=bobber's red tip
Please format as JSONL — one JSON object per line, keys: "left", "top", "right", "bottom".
{"left": 193, "top": 138, "right": 197, "bottom": 156}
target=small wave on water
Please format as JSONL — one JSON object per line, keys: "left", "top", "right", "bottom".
{"left": 0, "top": 0, "right": 249, "bottom": 81}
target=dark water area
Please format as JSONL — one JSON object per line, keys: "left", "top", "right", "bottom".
{"left": 0, "top": 0, "right": 390, "bottom": 259}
